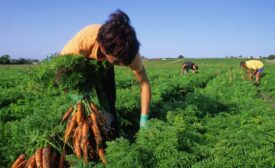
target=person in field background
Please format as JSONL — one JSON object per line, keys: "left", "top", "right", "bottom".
{"left": 181, "top": 61, "right": 199, "bottom": 74}
{"left": 60, "top": 10, "right": 151, "bottom": 139}
{"left": 240, "top": 60, "right": 264, "bottom": 86}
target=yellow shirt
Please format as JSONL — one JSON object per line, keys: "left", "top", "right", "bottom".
{"left": 61, "top": 24, "right": 101, "bottom": 59}
{"left": 245, "top": 60, "right": 264, "bottom": 70}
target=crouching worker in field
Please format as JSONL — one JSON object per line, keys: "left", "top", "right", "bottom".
{"left": 240, "top": 60, "right": 264, "bottom": 86}
{"left": 60, "top": 10, "right": 151, "bottom": 139}
{"left": 181, "top": 62, "right": 199, "bottom": 74}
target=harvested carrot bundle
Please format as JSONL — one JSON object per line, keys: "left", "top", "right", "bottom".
{"left": 11, "top": 56, "right": 112, "bottom": 167}
{"left": 11, "top": 145, "right": 65, "bottom": 168}
{"left": 11, "top": 99, "right": 108, "bottom": 167}
{"left": 61, "top": 99, "right": 108, "bottom": 165}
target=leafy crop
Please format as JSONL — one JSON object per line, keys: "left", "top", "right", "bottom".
{"left": 0, "top": 59, "right": 274, "bottom": 167}
{"left": 36, "top": 55, "right": 112, "bottom": 95}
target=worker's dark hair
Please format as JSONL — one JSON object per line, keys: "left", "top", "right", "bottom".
{"left": 194, "top": 65, "right": 199, "bottom": 70}
{"left": 97, "top": 10, "right": 140, "bottom": 65}
{"left": 240, "top": 61, "right": 245, "bottom": 66}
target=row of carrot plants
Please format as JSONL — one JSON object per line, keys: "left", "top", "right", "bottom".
{"left": 1, "top": 59, "right": 274, "bottom": 167}
{"left": 0, "top": 60, "right": 220, "bottom": 167}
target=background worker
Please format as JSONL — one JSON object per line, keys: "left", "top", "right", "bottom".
{"left": 181, "top": 62, "right": 199, "bottom": 74}
{"left": 60, "top": 10, "right": 151, "bottom": 139}
{"left": 240, "top": 60, "right": 264, "bottom": 86}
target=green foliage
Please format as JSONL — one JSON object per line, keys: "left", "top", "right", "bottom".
{"left": 267, "top": 54, "right": 275, "bottom": 60}
{"left": 0, "top": 59, "right": 275, "bottom": 167}
{"left": 0, "top": 55, "right": 11, "bottom": 64}
{"left": 36, "top": 54, "right": 112, "bottom": 94}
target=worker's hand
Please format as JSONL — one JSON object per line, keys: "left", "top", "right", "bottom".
{"left": 101, "top": 111, "right": 114, "bottom": 124}
{"left": 140, "top": 114, "right": 149, "bottom": 129}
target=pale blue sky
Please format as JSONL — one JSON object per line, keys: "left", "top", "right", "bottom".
{"left": 0, "top": 0, "right": 274, "bottom": 59}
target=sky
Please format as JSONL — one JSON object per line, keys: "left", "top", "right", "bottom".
{"left": 0, "top": 0, "right": 274, "bottom": 60}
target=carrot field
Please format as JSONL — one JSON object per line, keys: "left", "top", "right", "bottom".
{"left": 0, "top": 59, "right": 275, "bottom": 167}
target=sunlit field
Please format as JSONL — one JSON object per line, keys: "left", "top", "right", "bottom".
{"left": 1, "top": 59, "right": 274, "bottom": 167}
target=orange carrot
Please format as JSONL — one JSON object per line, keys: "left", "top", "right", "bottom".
{"left": 14, "top": 160, "right": 27, "bottom": 168}
{"left": 72, "top": 127, "right": 79, "bottom": 149}
{"left": 42, "top": 146, "right": 51, "bottom": 168}
{"left": 89, "top": 102, "right": 100, "bottom": 115}
{"left": 35, "top": 148, "right": 43, "bottom": 168}
{"left": 76, "top": 102, "right": 84, "bottom": 125}
{"left": 73, "top": 125, "right": 81, "bottom": 138}
{"left": 73, "top": 126, "right": 82, "bottom": 158}
{"left": 58, "top": 152, "right": 65, "bottom": 168}
{"left": 80, "top": 119, "right": 90, "bottom": 149}
{"left": 90, "top": 113, "right": 102, "bottom": 146}
{"left": 92, "top": 125, "right": 102, "bottom": 146}
{"left": 75, "top": 125, "right": 83, "bottom": 158}
{"left": 90, "top": 112, "right": 97, "bottom": 125}
{"left": 62, "top": 107, "right": 74, "bottom": 122}
{"left": 27, "top": 155, "right": 36, "bottom": 168}
{"left": 90, "top": 102, "right": 100, "bottom": 113}
{"left": 75, "top": 146, "right": 82, "bottom": 159}
{"left": 11, "top": 154, "right": 25, "bottom": 168}
{"left": 64, "top": 112, "right": 77, "bottom": 143}
{"left": 90, "top": 102, "right": 106, "bottom": 126}
{"left": 98, "top": 148, "right": 107, "bottom": 165}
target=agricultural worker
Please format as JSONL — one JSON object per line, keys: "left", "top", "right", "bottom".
{"left": 60, "top": 10, "right": 151, "bottom": 139}
{"left": 181, "top": 62, "right": 199, "bottom": 74}
{"left": 240, "top": 60, "right": 264, "bottom": 86}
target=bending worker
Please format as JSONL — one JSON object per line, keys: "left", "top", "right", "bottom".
{"left": 181, "top": 61, "right": 199, "bottom": 74}
{"left": 240, "top": 60, "right": 264, "bottom": 86}
{"left": 60, "top": 10, "right": 151, "bottom": 139}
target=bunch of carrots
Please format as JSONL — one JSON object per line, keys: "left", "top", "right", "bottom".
{"left": 62, "top": 99, "right": 107, "bottom": 164}
{"left": 11, "top": 99, "right": 108, "bottom": 167}
{"left": 11, "top": 146, "right": 65, "bottom": 168}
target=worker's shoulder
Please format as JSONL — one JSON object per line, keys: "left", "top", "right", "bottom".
{"left": 77, "top": 24, "right": 102, "bottom": 35}
{"left": 82, "top": 24, "right": 101, "bottom": 30}
{"left": 246, "top": 60, "right": 263, "bottom": 64}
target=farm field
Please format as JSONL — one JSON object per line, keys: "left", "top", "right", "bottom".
{"left": 0, "top": 59, "right": 275, "bottom": 167}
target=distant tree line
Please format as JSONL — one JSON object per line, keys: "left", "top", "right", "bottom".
{"left": 225, "top": 54, "right": 275, "bottom": 60}
{"left": 178, "top": 54, "right": 275, "bottom": 60}
{"left": 267, "top": 54, "right": 275, "bottom": 60}
{"left": 0, "top": 54, "right": 39, "bottom": 64}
